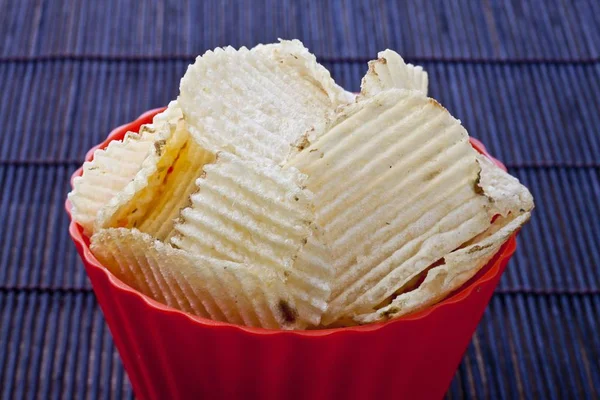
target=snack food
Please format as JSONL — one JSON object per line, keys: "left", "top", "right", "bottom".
{"left": 171, "top": 151, "right": 331, "bottom": 326}
{"left": 288, "top": 89, "right": 532, "bottom": 325}
{"left": 179, "top": 40, "right": 352, "bottom": 164}
{"left": 91, "top": 228, "right": 301, "bottom": 329}
{"left": 68, "top": 131, "right": 153, "bottom": 235}
{"left": 96, "top": 102, "right": 215, "bottom": 240}
{"left": 68, "top": 101, "right": 187, "bottom": 236}
{"left": 360, "top": 49, "right": 429, "bottom": 97}
{"left": 69, "top": 40, "right": 533, "bottom": 330}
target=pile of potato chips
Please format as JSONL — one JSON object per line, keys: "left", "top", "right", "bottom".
{"left": 69, "top": 40, "right": 533, "bottom": 330}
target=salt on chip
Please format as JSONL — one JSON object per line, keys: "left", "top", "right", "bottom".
{"left": 91, "top": 228, "right": 303, "bottom": 330}
{"left": 68, "top": 132, "right": 153, "bottom": 235}
{"left": 288, "top": 89, "right": 509, "bottom": 325}
{"left": 178, "top": 39, "right": 351, "bottom": 165}
{"left": 172, "top": 152, "right": 332, "bottom": 326}
{"left": 95, "top": 117, "right": 215, "bottom": 241}
{"left": 361, "top": 49, "right": 428, "bottom": 98}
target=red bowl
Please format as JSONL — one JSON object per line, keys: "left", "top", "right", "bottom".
{"left": 66, "top": 108, "right": 517, "bottom": 400}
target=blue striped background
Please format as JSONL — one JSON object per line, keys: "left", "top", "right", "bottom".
{"left": 1, "top": 0, "right": 599, "bottom": 398}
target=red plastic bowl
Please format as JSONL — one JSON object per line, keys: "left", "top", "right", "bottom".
{"left": 66, "top": 108, "right": 517, "bottom": 400}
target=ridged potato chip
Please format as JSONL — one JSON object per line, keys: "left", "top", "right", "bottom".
{"left": 288, "top": 89, "right": 509, "bottom": 325}
{"left": 68, "top": 132, "right": 153, "bottom": 235}
{"left": 172, "top": 152, "right": 332, "bottom": 326}
{"left": 179, "top": 39, "right": 352, "bottom": 164}
{"left": 361, "top": 50, "right": 428, "bottom": 97}
{"left": 352, "top": 154, "right": 533, "bottom": 323}
{"left": 153, "top": 100, "right": 184, "bottom": 125}
{"left": 95, "top": 116, "right": 215, "bottom": 241}
{"left": 91, "top": 228, "right": 303, "bottom": 329}
{"left": 68, "top": 103, "right": 184, "bottom": 235}
{"left": 135, "top": 140, "right": 214, "bottom": 240}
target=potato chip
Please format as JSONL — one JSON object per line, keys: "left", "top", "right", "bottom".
{"left": 91, "top": 228, "right": 304, "bottom": 329}
{"left": 287, "top": 89, "right": 511, "bottom": 325}
{"left": 68, "top": 103, "right": 187, "bottom": 235}
{"left": 152, "top": 100, "right": 183, "bottom": 125}
{"left": 95, "top": 115, "right": 215, "bottom": 241}
{"left": 172, "top": 152, "right": 332, "bottom": 325}
{"left": 361, "top": 50, "right": 428, "bottom": 97}
{"left": 68, "top": 132, "right": 153, "bottom": 235}
{"left": 135, "top": 100, "right": 184, "bottom": 140}
{"left": 135, "top": 140, "right": 215, "bottom": 240}
{"left": 474, "top": 153, "right": 534, "bottom": 216}
{"left": 355, "top": 212, "right": 530, "bottom": 324}
{"left": 178, "top": 40, "right": 351, "bottom": 164}
{"left": 352, "top": 155, "right": 534, "bottom": 323}
{"left": 253, "top": 40, "right": 355, "bottom": 106}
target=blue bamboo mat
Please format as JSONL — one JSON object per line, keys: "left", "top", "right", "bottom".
{"left": 1, "top": 0, "right": 599, "bottom": 398}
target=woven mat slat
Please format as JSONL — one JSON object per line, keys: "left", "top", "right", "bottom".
{"left": 0, "top": 166, "right": 90, "bottom": 289}
{"left": 1, "top": 62, "right": 600, "bottom": 165}
{"left": 498, "top": 168, "right": 600, "bottom": 291}
{"left": 2, "top": 0, "right": 600, "bottom": 60}
{"left": 446, "top": 294, "right": 600, "bottom": 399}
{"left": 0, "top": 292, "right": 133, "bottom": 399}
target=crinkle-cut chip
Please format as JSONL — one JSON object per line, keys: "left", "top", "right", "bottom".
{"left": 136, "top": 101, "right": 183, "bottom": 139}
{"left": 136, "top": 140, "right": 215, "bottom": 240}
{"left": 91, "top": 228, "right": 303, "bottom": 329}
{"left": 289, "top": 224, "right": 333, "bottom": 323}
{"left": 361, "top": 50, "right": 428, "bottom": 98}
{"left": 288, "top": 89, "right": 504, "bottom": 325}
{"left": 172, "top": 152, "right": 332, "bottom": 326}
{"left": 476, "top": 153, "right": 534, "bottom": 216}
{"left": 354, "top": 212, "right": 531, "bottom": 324}
{"left": 353, "top": 159, "right": 534, "bottom": 324}
{"left": 343, "top": 147, "right": 534, "bottom": 325}
{"left": 69, "top": 103, "right": 187, "bottom": 237}
{"left": 95, "top": 118, "right": 215, "bottom": 241}
{"left": 178, "top": 40, "right": 351, "bottom": 164}
{"left": 68, "top": 132, "right": 153, "bottom": 235}
{"left": 253, "top": 39, "right": 356, "bottom": 106}
{"left": 152, "top": 100, "right": 183, "bottom": 125}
